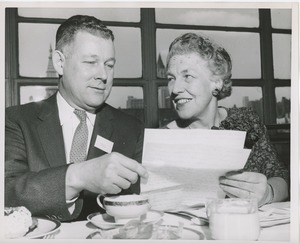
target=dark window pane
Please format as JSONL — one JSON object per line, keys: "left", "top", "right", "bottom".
{"left": 20, "top": 86, "right": 58, "bottom": 104}
{"left": 275, "top": 87, "right": 290, "bottom": 124}
{"left": 18, "top": 8, "right": 140, "bottom": 22}
{"left": 156, "top": 8, "right": 259, "bottom": 27}
{"left": 106, "top": 86, "right": 144, "bottom": 122}
{"left": 272, "top": 34, "right": 291, "bottom": 79}
{"left": 157, "top": 29, "right": 261, "bottom": 79}
{"left": 271, "top": 9, "right": 292, "bottom": 29}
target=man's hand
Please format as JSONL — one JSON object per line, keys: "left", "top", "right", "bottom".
{"left": 219, "top": 171, "right": 269, "bottom": 206}
{"left": 66, "top": 152, "right": 148, "bottom": 199}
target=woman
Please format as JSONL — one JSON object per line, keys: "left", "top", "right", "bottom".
{"left": 165, "top": 32, "right": 289, "bottom": 206}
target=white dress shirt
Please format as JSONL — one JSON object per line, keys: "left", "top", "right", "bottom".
{"left": 56, "top": 92, "right": 96, "bottom": 213}
{"left": 57, "top": 92, "right": 96, "bottom": 164}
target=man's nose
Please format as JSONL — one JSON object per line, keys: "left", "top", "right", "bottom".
{"left": 94, "top": 64, "right": 108, "bottom": 83}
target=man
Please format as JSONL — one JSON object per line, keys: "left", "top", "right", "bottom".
{"left": 5, "top": 15, "right": 148, "bottom": 221}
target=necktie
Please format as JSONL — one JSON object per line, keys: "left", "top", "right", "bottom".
{"left": 70, "top": 109, "right": 88, "bottom": 163}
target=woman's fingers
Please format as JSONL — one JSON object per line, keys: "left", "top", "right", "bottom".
{"left": 220, "top": 177, "right": 251, "bottom": 191}
{"left": 225, "top": 171, "right": 266, "bottom": 183}
{"left": 219, "top": 184, "right": 251, "bottom": 198}
{"left": 219, "top": 171, "right": 268, "bottom": 203}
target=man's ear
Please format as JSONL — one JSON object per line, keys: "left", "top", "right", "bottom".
{"left": 52, "top": 50, "right": 65, "bottom": 75}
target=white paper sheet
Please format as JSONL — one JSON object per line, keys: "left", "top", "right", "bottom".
{"left": 143, "top": 128, "right": 246, "bottom": 148}
{"left": 141, "top": 129, "right": 251, "bottom": 211}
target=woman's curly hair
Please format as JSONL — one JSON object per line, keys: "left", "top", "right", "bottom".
{"left": 166, "top": 32, "right": 232, "bottom": 100}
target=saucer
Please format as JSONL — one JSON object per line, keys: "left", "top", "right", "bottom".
{"left": 87, "top": 211, "right": 163, "bottom": 230}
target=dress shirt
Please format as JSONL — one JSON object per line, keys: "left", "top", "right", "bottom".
{"left": 57, "top": 92, "right": 96, "bottom": 164}
{"left": 57, "top": 92, "right": 96, "bottom": 213}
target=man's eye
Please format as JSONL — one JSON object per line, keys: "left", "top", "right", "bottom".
{"left": 105, "top": 63, "right": 114, "bottom": 69}
{"left": 84, "top": 61, "right": 96, "bottom": 64}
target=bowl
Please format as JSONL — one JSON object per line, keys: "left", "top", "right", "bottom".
{"left": 96, "top": 194, "right": 150, "bottom": 223}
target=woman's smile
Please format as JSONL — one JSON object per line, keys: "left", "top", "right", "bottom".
{"left": 175, "top": 98, "right": 192, "bottom": 105}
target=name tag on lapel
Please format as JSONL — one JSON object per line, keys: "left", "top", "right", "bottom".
{"left": 95, "top": 135, "right": 114, "bottom": 153}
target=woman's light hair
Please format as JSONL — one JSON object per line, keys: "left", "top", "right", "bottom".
{"left": 166, "top": 32, "right": 232, "bottom": 100}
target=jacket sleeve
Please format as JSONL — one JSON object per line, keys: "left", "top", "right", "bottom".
{"left": 5, "top": 108, "right": 83, "bottom": 222}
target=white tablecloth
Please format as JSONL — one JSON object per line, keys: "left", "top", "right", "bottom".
{"left": 50, "top": 202, "right": 290, "bottom": 241}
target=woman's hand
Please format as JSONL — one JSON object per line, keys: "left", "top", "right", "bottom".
{"left": 219, "top": 171, "right": 272, "bottom": 206}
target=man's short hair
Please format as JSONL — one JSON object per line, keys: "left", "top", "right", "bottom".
{"left": 56, "top": 15, "right": 114, "bottom": 57}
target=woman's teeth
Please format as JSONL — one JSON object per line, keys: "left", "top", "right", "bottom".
{"left": 176, "top": 99, "right": 191, "bottom": 104}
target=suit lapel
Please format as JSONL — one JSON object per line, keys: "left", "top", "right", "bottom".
{"left": 37, "top": 95, "right": 67, "bottom": 167}
{"left": 87, "top": 105, "right": 114, "bottom": 160}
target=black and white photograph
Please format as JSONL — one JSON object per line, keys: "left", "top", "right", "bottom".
{"left": 1, "top": 1, "right": 299, "bottom": 242}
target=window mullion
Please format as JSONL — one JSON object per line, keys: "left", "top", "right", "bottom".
{"left": 5, "top": 8, "right": 19, "bottom": 107}
{"left": 140, "top": 8, "right": 158, "bottom": 128}
{"left": 259, "top": 9, "right": 276, "bottom": 124}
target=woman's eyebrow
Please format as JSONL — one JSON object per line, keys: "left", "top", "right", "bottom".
{"left": 180, "top": 69, "right": 189, "bottom": 74}
{"left": 166, "top": 69, "right": 189, "bottom": 76}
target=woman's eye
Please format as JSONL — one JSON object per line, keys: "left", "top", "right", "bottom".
{"left": 167, "top": 76, "right": 174, "bottom": 82}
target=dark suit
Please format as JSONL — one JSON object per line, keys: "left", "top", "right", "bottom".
{"left": 5, "top": 94, "right": 144, "bottom": 221}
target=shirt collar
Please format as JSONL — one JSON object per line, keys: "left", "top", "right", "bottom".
{"left": 56, "top": 92, "right": 96, "bottom": 126}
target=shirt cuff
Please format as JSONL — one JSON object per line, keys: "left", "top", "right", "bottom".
{"left": 66, "top": 195, "right": 79, "bottom": 204}
{"left": 66, "top": 195, "right": 79, "bottom": 214}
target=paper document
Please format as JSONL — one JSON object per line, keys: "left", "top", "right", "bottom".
{"left": 141, "top": 129, "right": 251, "bottom": 211}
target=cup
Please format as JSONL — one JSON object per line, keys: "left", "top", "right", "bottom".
{"left": 206, "top": 198, "right": 260, "bottom": 241}
{"left": 96, "top": 194, "right": 150, "bottom": 223}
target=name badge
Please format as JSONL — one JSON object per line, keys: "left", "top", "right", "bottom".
{"left": 95, "top": 135, "right": 114, "bottom": 153}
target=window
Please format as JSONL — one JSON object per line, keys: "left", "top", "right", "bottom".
{"left": 6, "top": 7, "right": 292, "bottom": 129}
{"left": 19, "top": 23, "right": 58, "bottom": 77}
{"left": 155, "top": 8, "right": 259, "bottom": 27}
{"left": 155, "top": 8, "right": 292, "bottom": 127}
{"left": 271, "top": 9, "right": 292, "bottom": 29}
{"left": 10, "top": 8, "right": 145, "bottom": 121}
{"left": 20, "top": 85, "right": 58, "bottom": 104}
{"left": 272, "top": 33, "right": 291, "bottom": 79}
{"left": 18, "top": 8, "right": 140, "bottom": 22}
{"left": 156, "top": 29, "right": 261, "bottom": 79}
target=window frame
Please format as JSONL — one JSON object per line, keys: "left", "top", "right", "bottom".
{"left": 5, "top": 8, "right": 291, "bottom": 131}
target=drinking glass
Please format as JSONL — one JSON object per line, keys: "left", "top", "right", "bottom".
{"left": 207, "top": 198, "right": 260, "bottom": 241}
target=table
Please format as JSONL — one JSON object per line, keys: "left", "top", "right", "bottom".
{"left": 48, "top": 202, "right": 290, "bottom": 241}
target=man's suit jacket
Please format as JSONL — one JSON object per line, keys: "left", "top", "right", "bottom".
{"left": 5, "top": 94, "right": 144, "bottom": 221}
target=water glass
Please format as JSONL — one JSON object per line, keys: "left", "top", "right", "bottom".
{"left": 207, "top": 198, "right": 260, "bottom": 241}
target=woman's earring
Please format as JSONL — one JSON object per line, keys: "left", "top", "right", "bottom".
{"left": 212, "top": 88, "right": 220, "bottom": 97}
